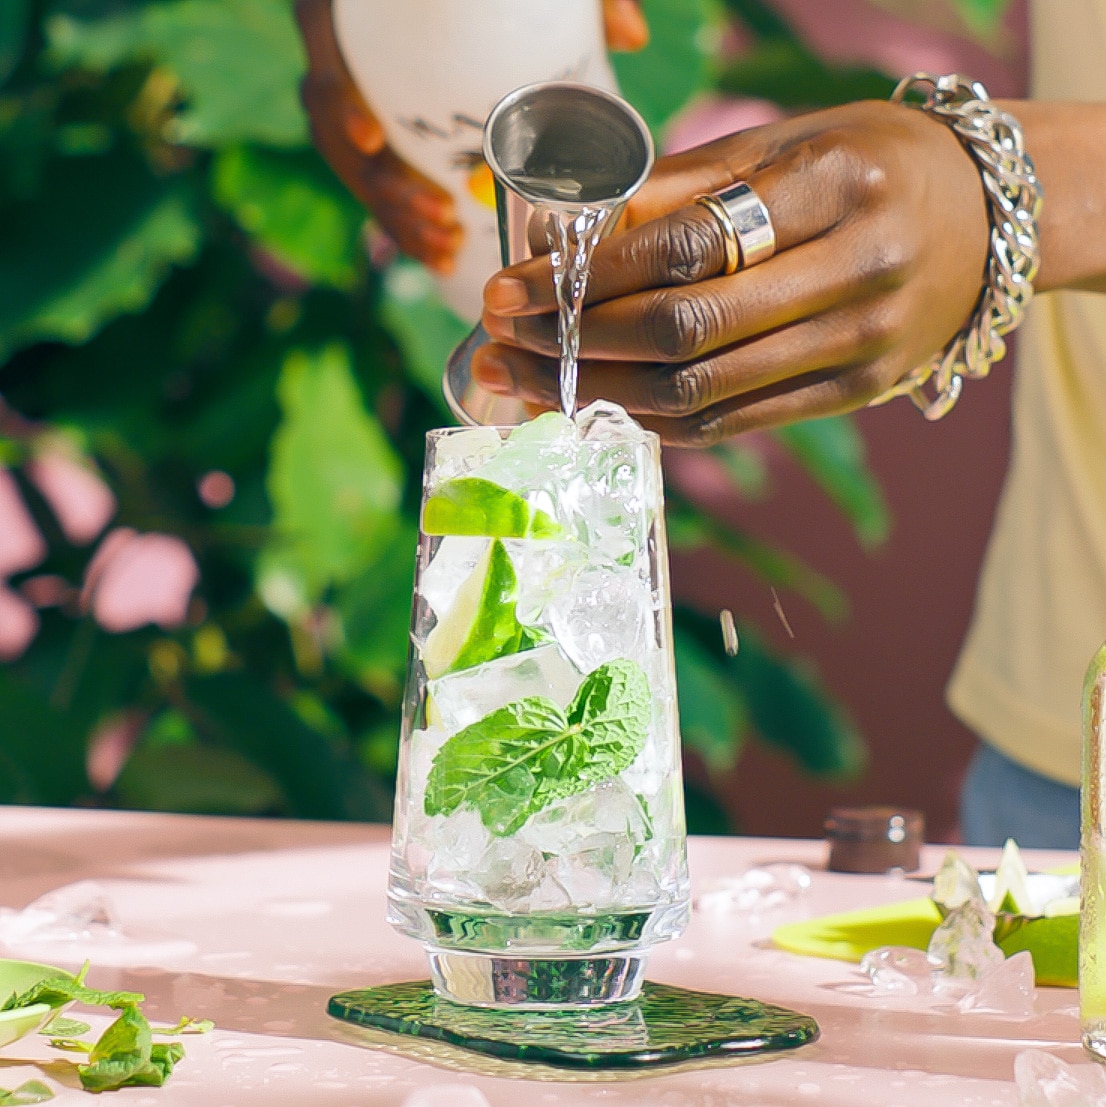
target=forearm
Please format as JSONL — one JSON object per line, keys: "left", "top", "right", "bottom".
{"left": 998, "top": 100, "right": 1106, "bottom": 294}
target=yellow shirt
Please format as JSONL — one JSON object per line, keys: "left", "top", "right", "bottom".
{"left": 946, "top": 0, "right": 1106, "bottom": 787}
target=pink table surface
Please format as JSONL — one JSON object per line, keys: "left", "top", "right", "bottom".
{"left": 0, "top": 806, "right": 1089, "bottom": 1105}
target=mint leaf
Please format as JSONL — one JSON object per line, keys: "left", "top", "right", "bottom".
{"left": 39, "top": 1015, "right": 91, "bottom": 1038}
{"left": 76, "top": 1005, "right": 183, "bottom": 1092}
{"left": 425, "top": 659, "right": 651, "bottom": 835}
{"left": 0, "top": 1081, "right": 54, "bottom": 1105}
{"left": 2, "top": 976, "right": 144, "bottom": 1012}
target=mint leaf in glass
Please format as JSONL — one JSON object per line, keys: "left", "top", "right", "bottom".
{"left": 424, "top": 658, "right": 650, "bottom": 835}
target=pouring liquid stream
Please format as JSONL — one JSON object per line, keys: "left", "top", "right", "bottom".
{"left": 545, "top": 204, "right": 614, "bottom": 419}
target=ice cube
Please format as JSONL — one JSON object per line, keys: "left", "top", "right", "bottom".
{"left": 551, "top": 835, "right": 637, "bottom": 908}
{"left": 504, "top": 537, "right": 589, "bottom": 626}
{"left": 428, "top": 644, "right": 581, "bottom": 734}
{"left": 475, "top": 837, "right": 547, "bottom": 912}
{"left": 957, "top": 950, "right": 1036, "bottom": 1017}
{"left": 0, "top": 880, "right": 120, "bottom": 945}
{"left": 1015, "top": 1049, "right": 1106, "bottom": 1107}
{"left": 927, "top": 898, "right": 1005, "bottom": 979}
{"left": 545, "top": 562, "right": 655, "bottom": 672}
{"left": 423, "top": 808, "right": 493, "bottom": 901}
{"left": 420, "top": 536, "right": 489, "bottom": 619}
{"left": 430, "top": 426, "right": 504, "bottom": 482}
{"left": 859, "top": 946, "right": 937, "bottom": 996}
{"left": 474, "top": 411, "right": 578, "bottom": 500}
{"left": 575, "top": 399, "right": 650, "bottom": 444}
{"left": 694, "top": 864, "right": 813, "bottom": 917}
{"left": 517, "top": 779, "right": 652, "bottom": 855}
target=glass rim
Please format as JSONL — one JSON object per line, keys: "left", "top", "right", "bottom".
{"left": 424, "top": 420, "right": 662, "bottom": 448}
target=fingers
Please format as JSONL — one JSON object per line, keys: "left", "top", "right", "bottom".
{"left": 472, "top": 295, "right": 904, "bottom": 436}
{"left": 485, "top": 218, "right": 900, "bottom": 366}
{"left": 484, "top": 129, "right": 853, "bottom": 319}
{"left": 295, "top": 0, "right": 462, "bottom": 271}
{"left": 602, "top": 0, "right": 649, "bottom": 51}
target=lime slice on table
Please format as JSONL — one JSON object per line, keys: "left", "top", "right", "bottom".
{"left": 987, "top": 838, "right": 1037, "bottom": 915}
{"left": 422, "top": 477, "right": 561, "bottom": 538}
{"left": 421, "top": 539, "right": 528, "bottom": 679}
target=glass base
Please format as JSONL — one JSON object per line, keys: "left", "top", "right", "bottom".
{"left": 427, "top": 948, "right": 647, "bottom": 1008}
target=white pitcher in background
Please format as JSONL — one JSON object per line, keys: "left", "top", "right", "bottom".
{"left": 333, "top": 0, "right": 618, "bottom": 322}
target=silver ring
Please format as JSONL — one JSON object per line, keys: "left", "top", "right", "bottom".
{"left": 715, "top": 181, "right": 776, "bottom": 268}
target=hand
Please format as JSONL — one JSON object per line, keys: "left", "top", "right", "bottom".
{"left": 475, "top": 100, "right": 992, "bottom": 445}
{"left": 294, "top": 0, "right": 648, "bottom": 275}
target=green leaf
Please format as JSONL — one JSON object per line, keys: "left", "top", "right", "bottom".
{"left": 666, "top": 494, "right": 847, "bottom": 621}
{"left": 948, "top": 0, "right": 1012, "bottom": 35}
{"left": 212, "top": 146, "right": 366, "bottom": 289}
{"left": 264, "top": 344, "right": 404, "bottom": 601}
{"left": 46, "top": 0, "right": 308, "bottom": 147}
{"left": 380, "top": 260, "right": 468, "bottom": 415}
{"left": 78, "top": 1006, "right": 151, "bottom": 1092}
{"left": 332, "top": 521, "right": 418, "bottom": 697}
{"left": 674, "top": 629, "right": 748, "bottom": 773}
{"left": 425, "top": 659, "right": 649, "bottom": 835}
{"left": 40, "top": 1016, "right": 91, "bottom": 1038}
{"left": 709, "top": 441, "right": 769, "bottom": 500}
{"left": 736, "top": 631, "right": 867, "bottom": 779}
{"left": 612, "top": 0, "right": 722, "bottom": 137}
{"left": 774, "top": 416, "right": 890, "bottom": 548}
{"left": 0, "top": 669, "right": 90, "bottom": 806}
{"left": 185, "top": 670, "right": 393, "bottom": 821}
{"left": 674, "top": 606, "right": 865, "bottom": 779}
{"left": 0, "top": 153, "right": 200, "bottom": 361}
{"left": 715, "top": 2, "right": 896, "bottom": 110}
{"left": 114, "top": 742, "right": 285, "bottom": 816}
{"left": 0, "top": 1081, "right": 54, "bottom": 1106}
{"left": 3, "top": 976, "right": 144, "bottom": 1014}
{"left": 0, "top": 0, "right": 29, "bottom": 86}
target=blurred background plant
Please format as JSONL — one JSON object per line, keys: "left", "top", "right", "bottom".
{"left": 0, "top": 0, "right": 1007, "bottom": 829}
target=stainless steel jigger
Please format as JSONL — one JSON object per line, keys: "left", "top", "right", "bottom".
{"left": 443, "top": 81, "right": 654, "bottom": 426}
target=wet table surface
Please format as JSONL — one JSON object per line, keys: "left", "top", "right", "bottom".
{"left": 0, "top": 807, "right": 1092, "bottom": 1105}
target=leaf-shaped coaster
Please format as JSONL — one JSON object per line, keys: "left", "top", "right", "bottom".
{"left": 327, "top": 981, "right": 818, "bottom": 1070}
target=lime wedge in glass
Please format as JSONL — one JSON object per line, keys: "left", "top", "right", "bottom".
{"left": 422, "top": 539, "right": 527, "bottom": 678}
{"left": 422, "top": 477, "right": 561, "bottom": 539}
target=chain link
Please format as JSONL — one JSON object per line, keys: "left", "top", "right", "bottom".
{"left": 874, "top": 72, "right": 1043, "bottom": 421}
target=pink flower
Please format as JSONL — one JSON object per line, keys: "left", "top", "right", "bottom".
{"left": 26, "top": 452, "right": 116, "bottom": 545}
{"left": 0, "top": 585, "right": 39, "bottom": 661}
{"left": 0, "top": 468, "right": 46, "bottom": 577}
{"left": 82, "top": 528, "right": 200, "bottom": 633}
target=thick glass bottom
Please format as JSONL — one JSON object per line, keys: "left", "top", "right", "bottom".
{"left": 387, "top": 895, "right": 689, "bottom": 955}
{"left": 427, "top": 948, "right": 647, "bottom": 1008}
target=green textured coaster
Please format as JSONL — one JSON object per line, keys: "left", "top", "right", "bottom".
{"left": 327, "top": 981, "right": 818, "bottom": 1071}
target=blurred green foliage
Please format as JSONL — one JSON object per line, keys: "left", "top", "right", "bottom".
{"left": 0, "top": 0, "right": 940, "bottom": 829}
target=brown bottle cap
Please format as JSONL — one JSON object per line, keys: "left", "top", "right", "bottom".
{"left": 824, "top": 806, "right": 924, "bottom": 873}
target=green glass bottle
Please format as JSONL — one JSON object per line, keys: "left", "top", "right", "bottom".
{"left": 1082, "top": 642, "right": 1106, "bottom": 1059}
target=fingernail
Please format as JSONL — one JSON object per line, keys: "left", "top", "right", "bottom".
{"left": 485, "top": 277, "right": 529, "bottom": 313}
{"left": 472, "top": 352, "right": 512, "bottom": 394}
{"left": 345, "top": 111, "right": 383, "bottom": 155}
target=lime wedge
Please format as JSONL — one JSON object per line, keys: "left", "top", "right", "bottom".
{"left": 988, "top": 838, "right": 1036, "bottom": 916}
{"left": 422, "top": 477, "right": 561, "bottom": 539}
{"left": 421, "top": 539, "right": 527, "bottom": 678}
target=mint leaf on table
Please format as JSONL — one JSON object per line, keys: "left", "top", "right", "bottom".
{"left": 76, "top": 1005, "right": 185, "bottom": 1092}
{"left": 0, "top": 1081, "right": 54, "bottom": 1105}
{"left": 2, "top": 966, "right": 144, "bottom": 1013}
{"left": 425, "top": 658, "right": 650, "bottom": 835}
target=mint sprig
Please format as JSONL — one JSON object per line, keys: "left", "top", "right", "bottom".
{"left": 424, "top": 658, "right": 650, "bottom": 835}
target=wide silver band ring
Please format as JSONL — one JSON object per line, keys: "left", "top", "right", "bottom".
{"left": 695, "top": 181, "right": 777, "bottom": 275}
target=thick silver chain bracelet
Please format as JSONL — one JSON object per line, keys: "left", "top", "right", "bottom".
{"left": 875, "top": 72, "right": 1043, "bottom": 421}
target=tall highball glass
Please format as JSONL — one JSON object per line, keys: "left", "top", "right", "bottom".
{"left": 387, "top": 404, "right": 690, "bottom": 1007}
